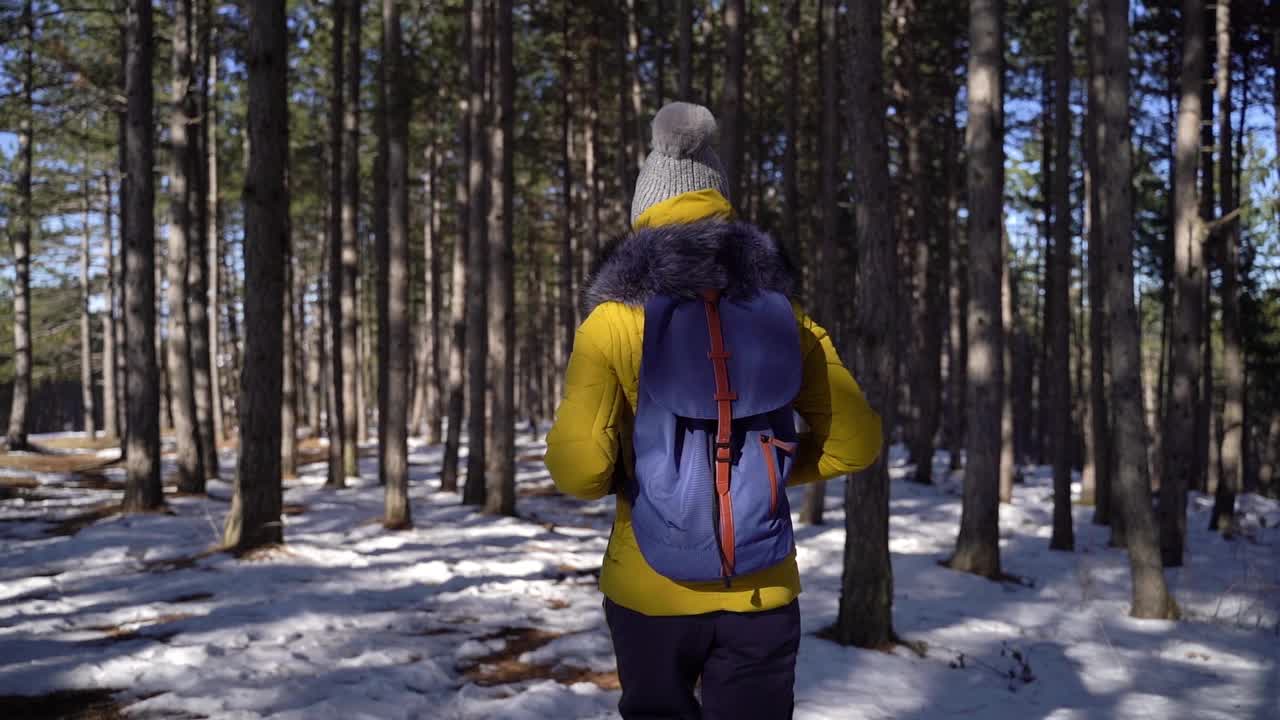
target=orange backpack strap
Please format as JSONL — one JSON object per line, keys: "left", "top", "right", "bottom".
{"left": 701, "top": 290, "right": 737, "bottom": 580}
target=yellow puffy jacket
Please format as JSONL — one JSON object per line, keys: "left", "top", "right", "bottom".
{"left": 545, "top": 189, "right": 883, "bottom": 617}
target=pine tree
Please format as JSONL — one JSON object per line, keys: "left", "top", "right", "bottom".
{"left": 224, "top": 0, "right": 288, "bottom": 552}
{"left": 122, "top": 0, "right": 164, "bottom": 513}
{"left": 948, "top": 0, "right": 1004, "bottom": 579}
{"left": 1048, "top": 0, "right": 1074, "bottom": 552}
{"left": 834, "top": 0, "right": 896, "bottom": 650}
{"left": 382, "top": 0, "right": 413, "bottom": 528}
{"left": 1097, "top": 0, "right": 1177, "bottom": 619}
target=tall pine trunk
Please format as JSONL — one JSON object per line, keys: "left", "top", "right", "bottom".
{"left": 678, "top": 0, "right": 693, "bottom": 99}
{"left": 1163, "top": 0, "right": 1208, "bottom": 568}
{"left": 1098, "top": 0, "right": 1177, "bottom": 619}
{"left": 485, "top": 0, "right": 516, "bottom": 517}
{"left": 6, "top": 0, "right": 35, "bottom": 450}
{"left": 1212, "top": 0, "right": 1241, "bottom": 534}
{"left": 168, "top": 0, "right": 207, "bottom": 493}
{"left": 558, "top": 2, "right": 575, "bottom": 398}
{"left": 341, "top": 0, "right": 363, "bottom": 479}
{"left": 720, "top": 0, "right": 745, "bottom": 204}
{"left": 1047, "top": 0, "right": 1074, "bottom": 552}
{"left": 81, "top": 172, "right": 97, "bottom": 438}
{"left": 463, "top": 0, "right": 491, "bottom": 507}
{"left": 122, "top": 0, "right": 163, "bottom": 512}
{"left": 206, "top": 11, "right": 225, "bottom": 447}
{"left": 421, "top": 144, "right": 444, "bottom": 444}
{"left": 326, "top": 0, "right": 349, "bottom": 488}
{"left": 382, "top": 0, "right": 413, "bottom": 528}
{"left": 948, "top": 0, "right": 1004, "bottom": 579}
{"left": 833, "top": 0, "right": 895, "bottom": 649}
{"left": 102, "top": 175, "right": 120, "bottom": 440}
{"left": 440, "top": 7, "right": 472, "bottom": 493}
{"left": 224, "top": 0, "right": 288, "bottom": 552}
{"left": 190, "top": 0, "right": 217, "bottom": 481}
{"left": 801, "top": 0, "right": 839, "bottom": 526}
{"left": 782, "top": 0, "right": 800, "bottom": 262}
{"left": 1086, "top": 2, "right": 1112, "bottom": 527}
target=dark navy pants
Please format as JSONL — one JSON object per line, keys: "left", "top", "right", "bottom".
{"left": 604, "top": 598, "right": 801, "bottom": 720}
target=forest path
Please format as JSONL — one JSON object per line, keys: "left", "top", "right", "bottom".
{"left": 0, "top": 434, "right": 1277, "bottom": 719}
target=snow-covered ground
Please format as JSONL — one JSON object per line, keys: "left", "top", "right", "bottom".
{"left": 1, "top": 434, "right": 1277, "bottom": 719}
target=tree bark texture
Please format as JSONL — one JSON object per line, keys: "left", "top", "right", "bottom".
{"left": 191, "top": 0, "right": 218, "bottom": 481}
{"left": 1162, "top": 0, "right": 1208, "bottom": 568}
{"left": 485, "top": 0, "right": 517, "bottom": 517}
{"left": 1212, "top": 0, "right": 1241, "bottom": 534}
{"left": 463, "top": 0, "right": 490, "bottom": 507}
{"left": 326, "top": 0, "right": 348, "bottom": 488}
{"left": 1048, "top": 0, "right": 1074, "bottom": 552}
{"left": 1098, "top": 0, "right": 1177, "bottom": 619}
{"left": 7, "top": 0, "right": 35, "bottom": 450}
{"left": 381, "top": 0, "right": 413, "bottom": 528}
{"left": 102, "top": 175, "right": 120, "bottom": 440}
{"left": 340, "top": 0, "right": 363, "bottom": 480}
{"left": 720, "top": 0, "right": 746, "bottom": 205}
{"left": 801, "top": 0, "right": 841, "bottom": 526}
{"left": 678, "top": 0, "right": 693, "bottom": 100}
{"left": 122, "top": 0, "right": 163, "bottom": 512}
{"left": 168, "top": 0, "right": 206, "bottom": 493}
{"left": 1086, "top": 0, "right": 1112, "bottom": 527}
{"left": 81, "top": 173, "right": 97, "bottom": 438}
{"left": 225, "top": 0, "right": 287, "bottom": 551}
{"left": 833, "top": 0, "right": 896, "bottom": 650}
{"left": 949, "top": 0, "right": 1004, "bottom": 579}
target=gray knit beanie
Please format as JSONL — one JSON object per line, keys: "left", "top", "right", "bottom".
{"left": 630, "top": 102, "right": 730, "bottom": 227}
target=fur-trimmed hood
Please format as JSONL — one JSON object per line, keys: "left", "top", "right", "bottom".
{"left": 583, "top": 221, "right": 797, "bottom": 315}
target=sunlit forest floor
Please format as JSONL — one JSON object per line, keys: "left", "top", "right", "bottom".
{"left": 1, "top": 433, "right": 1277, "bottom": 719}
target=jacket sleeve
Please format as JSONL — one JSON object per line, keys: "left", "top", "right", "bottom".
{"left": 788, "top": 308, "right": 884, "bottom": 486}
{"left": 544, "top": 307, "right": 627, "bottom": 501}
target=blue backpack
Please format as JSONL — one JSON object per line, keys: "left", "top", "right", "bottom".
{"left": 629, "top": 288, "right": 802, "bottom": 585}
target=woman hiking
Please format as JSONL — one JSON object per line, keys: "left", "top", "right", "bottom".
{"left": 545, "top": 101, "right": 882, "bottom": 720}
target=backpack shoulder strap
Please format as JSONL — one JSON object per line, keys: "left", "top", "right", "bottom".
{"left": 701, "top": 290, "right": 737, "bottom": 580}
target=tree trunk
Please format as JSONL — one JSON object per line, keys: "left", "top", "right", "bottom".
{"left": 948, "top": 0, "right": 1004, "bottom": 579}
{"left": 463, "top": 0, "right": 491, "bottom": 507}
{"left": 833, "top": 0, "right": 896, "bottom": 649}
{"left": 381, "top": 0, "right": 412, "bottom": 528}
{"left": 168, "top": 0, "right": 206, "bottom": 493}
{"left": 122, "top": 0, "right": 163, "bottom": 512}
{"left": 374, "top": 3, "right": 391, "bottom": 487}
{"left": 1086, "top": 2, "right": 1112, "bottom": 527}
{"left": 282, "top": 229, "right": 298, "bottom": 480}
{"left": 1211, "top": 0, "right": 1241, "bottom": 534}
{"left": 102, "top": 174, "right": 120, "bottom": 440}
{"left": 558, "top": 2, "right": 575, "bottom": 392}
{"left": 782, "top": 0, "right": 800, "bottom": 262}
{"left": 720, "top": 0, "right": 745, "bottom": 204}
{"left": 81, "top": 172, "right": 97, "bottom": 438}
{"left": 341, "top": 0, "right": 363, "bottom": 479}
{"left": 678, "top": 0, "right": 692, "bottom": 100}
{"left": 6, "top": 0, "right": 35, "bottom": 451}
{"left": 999, "top": 230, "right": 1015, "bottom": 505}
{"left": 946, "top": 115, "right": 967, "bottom": 473}
{"left": 584, "top": 13, "right": 600, "bottom": 273}
{"left": 801, "top": 0, "right": 839, "bottom": 526}
{"left": 190, "top": 0, "right": 217, "bottom": 481}
{"left": 326, "top": 0, "right": 348, "bottom": 488}
{"left": 206, "top": 11, "right": 224, "bottom": 447}
{"left": 1098, "top": 0, "right": 1177, "bottom": 619}
{"left": 1162, "top": 0, "right": 1208, "bottom": 568}
{"left": 1048, "top": 0, "right": 1074, "bottom": 551}
{"left": 485, "top": 0, "right": 516, "bottom": 517}
{"left": 440, "top": 5, "right": 472, "bottom": 493}
{"left": 224, "top": 0, "right": 287, "bottom": 551}
{"left": 422, "top": 144, "right": 444, "bottom": 444}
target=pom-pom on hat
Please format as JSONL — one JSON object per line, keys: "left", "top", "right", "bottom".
{"left": 630, "top": 102, "right": 731, "bottom": 227}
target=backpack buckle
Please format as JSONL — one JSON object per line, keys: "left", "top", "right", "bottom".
{"left": 713, "top": 441, "right": 733, "bottom": 463}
